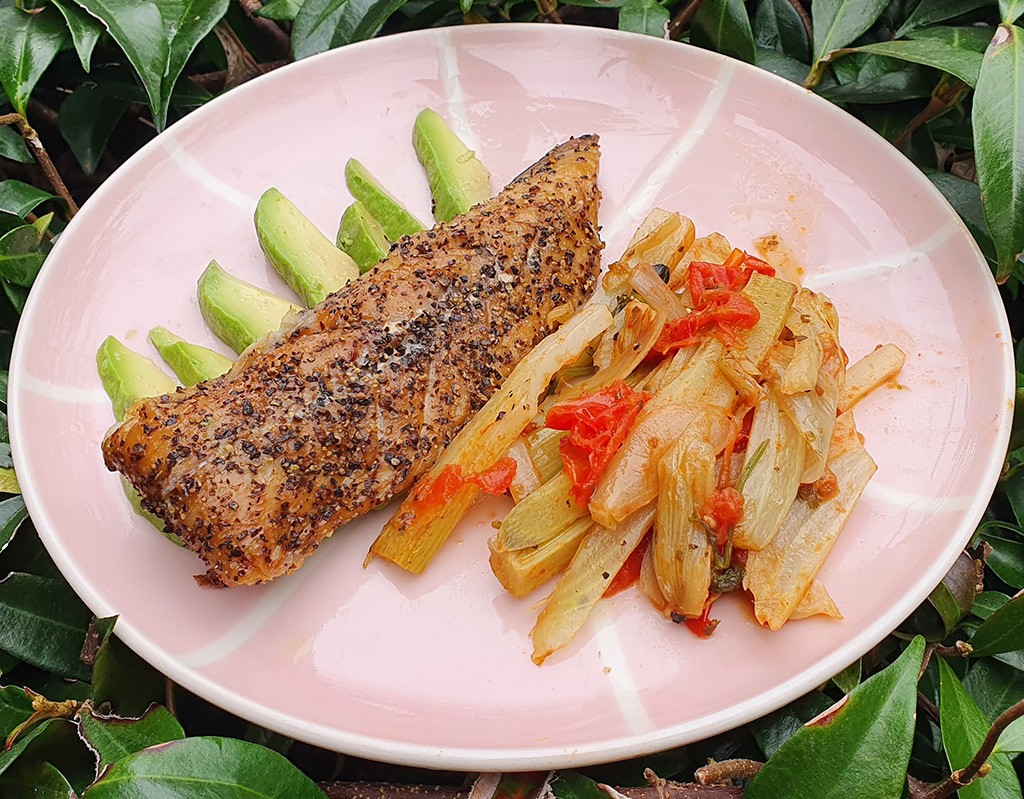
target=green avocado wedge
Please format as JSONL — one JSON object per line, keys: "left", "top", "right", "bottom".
{"left": 344, "top": 158, "right": 425, "bottom": 240}
{"left": 337, "top": 201, "right": 391, "bottom": 273}
{"left": 197, "top": 260, "right": 300, "bottom": 355}
{"left": 412, "top": 108, "right": 491, "bottom": 223}
{"left": 149, "top": 326, "right": 233, "bottom": 386}
{"left": 96, "top": 336, "right": 178, "bottom": 421}
{"left": 255, "top": 188, "right": 359, "bottom": 307}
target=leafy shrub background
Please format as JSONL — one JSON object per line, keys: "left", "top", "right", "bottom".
{"left": 1, "top": 0, "right": 1023, "bottom": 796}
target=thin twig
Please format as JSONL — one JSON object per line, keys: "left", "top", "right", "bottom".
{"left": 668, "top": 0, "right": 704, "bottom": 40}
{"left": 917, "top": 692, "right": 941, "bottom": 725}
{"left": 234, "top": 0, "right": 292, "bottom": 57}
{"left": 535, "top": 0, "right": 563, "bottom": 24}
{"left": 26, "top": 99, "right": 58, "bottom": 128}
{"left": 893, "top": 77, "right": 969, "bottom": 149}
{"left": 695, "top": 759, "right": 763, "bottom": 786}
{"left": 920, "top": 698, "right": 1024, "bottom": 799}
{"left": 0, "top": 113, "right": 78, "bottom": 216}
{"left": 164, "top": 677, "right": 178, "bottom": 717}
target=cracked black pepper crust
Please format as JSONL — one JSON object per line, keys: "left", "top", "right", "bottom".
{"left": 102, "top": 135, "right": 603, "bottom": 587}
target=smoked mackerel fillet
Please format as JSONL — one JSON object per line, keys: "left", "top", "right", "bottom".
{"left": 103, "top": 135, "right": 603, "bottom": 587}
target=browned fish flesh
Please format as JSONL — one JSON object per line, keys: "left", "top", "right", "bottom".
{"left": 102, "top": 136, "right": 603, "bottom": 587}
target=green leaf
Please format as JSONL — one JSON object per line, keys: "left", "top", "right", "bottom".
{"left": 746, "top": 637, "right": 924, "bottom": 799}
{"left": 964, "top": 659, "right": 1024, "bottom": 721}
{"left": 922, "top": 169, "right": 997, "bottom": 264}
{"left": 83, "top": 737, "right": 326, "bottom": 798}
{"left": 819, "top": 55, "right": 935, "bottom": 104}
{"left": 79, "top": 705, "right": 184, "bottom": 774}
{"left": 750, "top": 691, "right": 836, "bottom": 758}
{"left": 52, "top": 0, "right": 105, "bottom": 72}
{"left": 255, "top": 0, "right": 304, "bottom": 21}
{"left": 0, "top": 495, "right": 27, "bottom": 553}
{"left": 755, "top": 46, "right": 819, "bottom": 84}
{"left": 1003, "top": 0, "right": 1024, "bottom": 24}
{"left": 0, "top": 6, "right": 69, "bottom": 118}
{"left": 0, "top": 719, "right": 63, "bottom": 780}
{"left": 69, "top": 1, "right": 169, "bottom": 129}
{"left": 550, "top": 772, "right": 606, "bottom": 799}
{"left": 938, "top": 658, "right": 1023, "bottom": 799}
{"left": 0, "top": 180, "right": 58, "bottom": 219}
{"left": 0, "top": 759, "right": 77, "bottom": 799}
{"left": 691, "top": 0, "right": 756, "bottom": 63}
{"left": 753, "top": 0, "right": 811, "bottom": 63}
{"left": 928, "top": 550, "right": 980, "bottom": 634}
{"left": 153, "top": 0, "right": 229, "bottom": 130}
{"left": 806, "top": 0, "right": 890, "bottom": 86}
{"left": 843, "top": 26, "right": 993, "bottom": 87}
{"left": 973, "top": 591, "right": 1012, "bottom": 621}
{"left": 0, "top": 572, "right": 92, "bottom": 680}
{"left": 0, "top": 650, "right": 19, "bottom": 677}
{"left": 91, "top": 619, "right": 165, "bottom": 717}
{"left": 58, "top": 82, "right": 129, "bottom": 175}
{"left": 974, "top": 25, "right": 1024, "bottom": 282}
{"left": 995, "top": 716, "right": 1024, "bottom": 754}
{"left": 0, "top": 128, "right": 32, "bottom": 164}
{"left": 832, "top": 658, "right": 862, "bottom": 694}
{"left": 0, "top": 224, "right": 47, "bottom": 287}
{"left": 895, "top": 0, "right": 990, "bottom": 38}
{"left": 970, "top": 593, "right": 1024, "bottom": 657}
{"left": 617, "top": 0, "right": 669, "bottom": 37}
{"left": 981, "top": 530, "right": 1024, "bottom": 589}
{"left": 293, "top": 0, "right": 411, "bottom": 58}
{"left": 0, "top": 686, "right": 34, "bottom": 740}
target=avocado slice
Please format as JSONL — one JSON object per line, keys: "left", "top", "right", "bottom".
{"left": 255, "top": 188, "right": 359, "bottom": 307}
{"left": 344, "top": 158, "right": 425, "bottom": 240}
{"left": 412, "top": 108, "right": 492, "bottom": 223}
{"left": 121, "top": 475, "right": 181, "bottom": 544}
{"left": 96, "top": 335, "right": 178, "bottom": 421}
{"left": 197, "top": 260, "right": 300, "bottom": 355}
{"left": 149, "top": 326, "right": 233, "bottom": 386}
{"left": 337, "top": 201, "right": 391, "bottom": 273}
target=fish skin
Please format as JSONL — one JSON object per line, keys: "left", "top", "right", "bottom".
{"left": 103, "top": 135, "right": 604, "bottom": 587}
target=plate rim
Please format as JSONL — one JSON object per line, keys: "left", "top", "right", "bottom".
{"left": 9, "top": 23, "right": 1015, "bottom": 770}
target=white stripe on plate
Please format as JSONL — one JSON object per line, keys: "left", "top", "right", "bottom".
{"left": 437, "top": 28, "right": 482, "bottom": 157}
{"left": 804, "top": 220, "right": 959, "bottom": 291}
{"left": 602, "top": 60, "right": 736, "bottom": 246}
{"left": 862, "top": 480, "right": 974, "bottom": 513}
{"left": 18, "top": 373, "right": 109, "bottom": 404}
{"left": 592, "top": 603, "right": 653, "bottom": 735}
{"left": 159, "top": 138, "right": 255, "bottom": 212}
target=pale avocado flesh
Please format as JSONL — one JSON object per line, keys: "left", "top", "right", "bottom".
{"left": 412, "top": 108, "right": 491, "bottom": 223}
{"left": 255, "top": 188, "right": 358, "bottom": 307}
{"left": 337, "top": 201, "right": 391, "bottom": 273}
{"left": 197, "top": 260, "right": 299, "bottom": 355}
{"left": 96, "top": 336, "right": 177, "bottom": 421}
{"left": 149, "top": 326, "right": 233, "bottom": 386}
{"left": 344, "top": 158, "right": 425, "bottom": 240}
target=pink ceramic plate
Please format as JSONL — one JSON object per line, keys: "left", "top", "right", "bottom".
{"left": 9, "top": 25, "right": 1013, "bottom": 769}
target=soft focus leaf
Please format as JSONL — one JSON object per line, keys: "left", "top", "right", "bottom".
{"left": 973, "top": 24, "right": 1024, "bottom": 282}
{"left": 964, "top": 659, "right": 1024, "bottom": 721}
{"left": 895, "top": 0, "right": 990, "bottom": 37}
{"left": 79, "top": 705, "right": 184, "bottom": 774}
{"left": 971, "top": 593, "right": 1024, "bottom": 657}
{"left": 0, "top": 573, "right": 91, "bottom": 680}
{"left": 0, "top": 495, "right": 28, "bottom": 554}
{"left": 0, "top": 224, "right": 47, "bottom": 288}
{"left": 58, "top": 83, "right": 129, "bottom": 175}
{"left": 938, "top": 658, "right": 1023, "bottom": 799}
{"left": 0, "top": 6, "right": 69, "bottom": 118}
{"left": 52, "top": 0, "right": 104, "bottom": 72}
{"left": 0, "top": 686, "right": 34, "bottom": 739}
{"left": 69, "top": 0, "right": 168, "bottom": 129}
{"left": 691, "top": 0, "right": 756, "bottom": 63}
{"left": 981, "top": 530, "right": 1024, "bottom": 589}
{"left": 746, "top": 637, "right": 924, "bottom": 799}
{"left": 995, "top": 716, "right": 1024, "bottom": 754}
{"left": 923, "top": 169, "right": 997, "bottom": 264}
{"left": 1004, "top": 0, "right": 1024, "bottom": 24}
{"left": 618, "top": 0, "right": 668, "bottom": 37}
{"left": 293, "top": 0, "right": 412, "bottom": 58}
{"left": 91, "top": 621, "right": 166, "bottom": 718}
{"left": 0, "top": 180, "right": 58, "bottom": 219}
{"left": 0, "top": 128, "right": 32, "bottom": 165}
{"left": 0, "top": 719, "right": 61, "bottom": 779}
{"left": 0, "top": 759, "right": 77, "bottom": 798}
{"left": 749, "top": 691, "right": 835, "bottom": 758}
{"left": 255, "top": 0, "right": 304, "bottom": 20}
{"left": 844, "top": 26, "right": 992, "bottom": 87}
{"left": 832, "top": 659, "right": 862, "bottom": 694}
{"left": 753, "top": 0, "right": 811, "bottom": 62}
{"left": 806, "top": 0, "right": 890, "bottom": 86}
{"left": 83, "top": 737, "right": 326, "bottom": 798}
{"left": 550, "top": 772, "right": 606, "bottom": 799}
